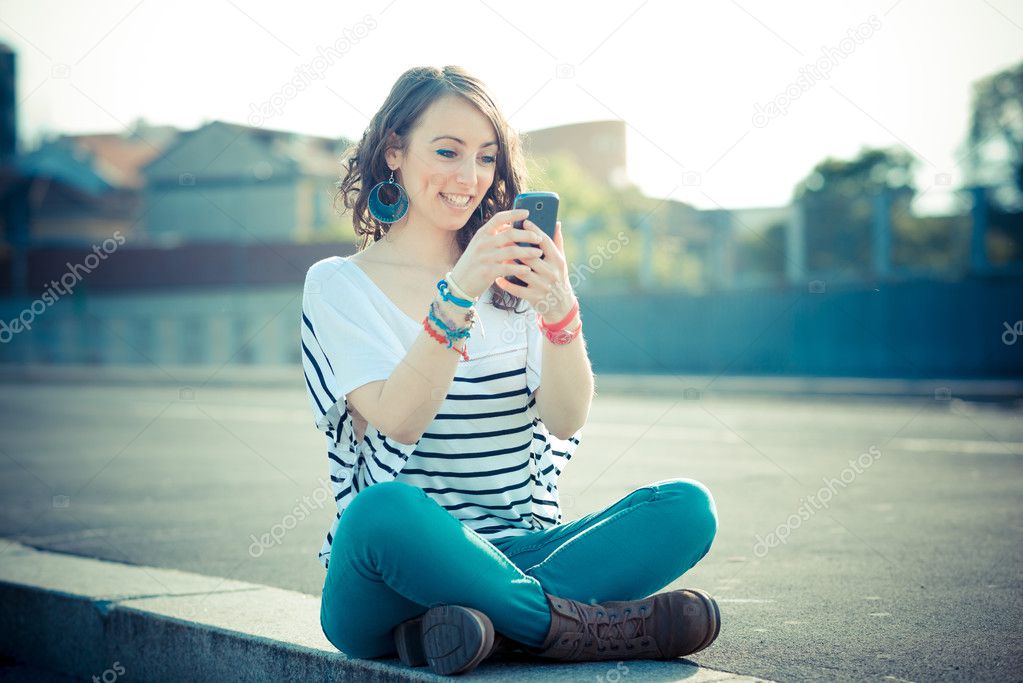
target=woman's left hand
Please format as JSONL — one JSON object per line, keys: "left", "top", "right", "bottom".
{"left": 495, "top": 220, "right": 577, "bottom": 324}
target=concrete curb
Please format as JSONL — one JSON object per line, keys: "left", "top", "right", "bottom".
{"left": 1, "top": 363, "right": 1020, "bottom": 401}
{"left": 0, "top": 540, "right": 772, "bottom": 682}
{"left": 594, "top": 373, "right": 1023, "bottom": 402}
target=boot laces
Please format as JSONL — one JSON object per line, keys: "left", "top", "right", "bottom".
{"left": 581, "top": 605, "right": 650, "bottom": 652}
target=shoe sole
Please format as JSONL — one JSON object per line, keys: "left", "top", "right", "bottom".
{"left": 393, "top": 615, "right": 427, "bottom": 667}
{"left": 686, "top": 589, "right": 721, "bottom": 654}
{"left": 421, "top": 605, "right": 495, "bottom": 675}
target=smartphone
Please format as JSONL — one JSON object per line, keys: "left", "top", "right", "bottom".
{"left": 507, "top": 191, "right": 559, "bottom": 287}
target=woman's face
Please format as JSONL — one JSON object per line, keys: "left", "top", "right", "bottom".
{"left": 387, "top": 94, "right": 499, "bottom": 232}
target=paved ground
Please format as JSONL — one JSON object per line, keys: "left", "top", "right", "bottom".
{"left": 1, "top": 378, "right": 1021, "bottom": 682}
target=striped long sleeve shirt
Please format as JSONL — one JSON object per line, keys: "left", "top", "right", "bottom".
{"left": 301, "top": 255, "right": 582, "bottom": 570}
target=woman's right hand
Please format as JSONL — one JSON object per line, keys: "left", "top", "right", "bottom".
{"left": 449, "top": 209, "right": 545, "bottom": 299}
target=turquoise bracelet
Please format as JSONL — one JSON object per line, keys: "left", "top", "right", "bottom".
{"left": 437, "top": 279, "right": 474, "bottom": 308}
{"left": 428, "top": 306, "right": 472, "bottom": 348}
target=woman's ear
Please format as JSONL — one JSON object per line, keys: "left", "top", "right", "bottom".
{"left": 383, "top": 132, "right": 402, "bottom": 171}
{"left": 384, "top": 150, "right": 400, "bottom": 171}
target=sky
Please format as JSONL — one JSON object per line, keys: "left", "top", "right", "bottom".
{"left": 2, "top": 0, "right": 1021, "bottom": 215}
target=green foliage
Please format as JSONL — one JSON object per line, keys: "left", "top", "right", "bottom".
{"left": 891, "top": 211, "right": 970, "bottom": 271}
{"left": 794, "top": 146, "right": 917, "bottom": 274}
{"left": 793, "top": 146, "right": 917, "bottom": 202}
{"left": 735, "top": 221, "right": 786, "bottom": 279}
{"left": 965, "top": 60, "right": 1023, "bottom": 204}
{"left": 527, "top": 152, "right": 717, "bottom": 291}
{"left": 525, "top": 153, "right": 645, "bottom": 287}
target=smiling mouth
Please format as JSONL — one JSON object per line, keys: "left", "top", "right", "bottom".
{"left": 439, "top": 192, "right": 473, "bottom": 208}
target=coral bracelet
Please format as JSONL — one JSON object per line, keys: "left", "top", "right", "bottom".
{"left": 423, "top": 315, "right": 470, "bottom": 361}
{"left": 537, "top": 299, "right": 581, "bottom": 345}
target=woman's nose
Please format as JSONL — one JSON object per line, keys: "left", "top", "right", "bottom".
{"left": 456, "top": 157, "right": 477, "bottom": 186}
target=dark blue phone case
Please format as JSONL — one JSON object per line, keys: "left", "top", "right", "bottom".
{"left": 508, "top": 192, "right": 559, "bottom": 287}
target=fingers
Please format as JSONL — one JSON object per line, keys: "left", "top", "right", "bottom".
{"left": 500, "top": 259, "right": 533, "bottom": 278}
{"left": 493, "top": 228, "right": 541, "bottom": 249}
{"left": 488, "top": 208, "right": 530, "bottom": 233}
{"left": 522, "top": 219, "right": 553, "bottom": 243}
{"left": 496, "top": 243, "right": 542, "bottom": 263}
{"left": 513, "top": 228, "right": 542, "bottom": 243}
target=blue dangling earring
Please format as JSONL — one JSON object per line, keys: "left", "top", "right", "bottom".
{"left": 368, "top": 170, "right": 409, "bottom": 223}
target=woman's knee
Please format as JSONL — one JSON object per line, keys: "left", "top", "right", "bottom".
{"left": 340, "top": 480, "right": 425, "bottom": 539}
{"left": 653, "top": 478, "right": 718, "bottom": 548}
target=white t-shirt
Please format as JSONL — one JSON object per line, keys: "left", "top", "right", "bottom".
{"left": 301, "top": 255, "right": 583, "bottom": 570}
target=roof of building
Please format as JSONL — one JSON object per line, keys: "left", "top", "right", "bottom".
{"left": 14, "top": 119, "right": 179, "bottom": 194}
{"left": 141, "top": 120, "right": 351, "bottom": 179}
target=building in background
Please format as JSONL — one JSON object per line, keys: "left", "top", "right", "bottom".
{"left": 14, "top": 119, "right": 177, "bottom": 244}
{"left": 523, "top": 120, "right": 629, "bottom": 189}
{"left": 142, "top": 121, "right": 353, "bottom": 245}
{"left": 6, "top": 42, "right": 1011, "bottom": 377}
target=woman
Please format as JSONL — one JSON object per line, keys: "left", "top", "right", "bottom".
{"left": 301, "top": 65, "right": 720, "bottom": 676}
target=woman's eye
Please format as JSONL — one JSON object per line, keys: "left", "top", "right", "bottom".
{"left": 436, "top": 149, "right": 496, "bottom": 164}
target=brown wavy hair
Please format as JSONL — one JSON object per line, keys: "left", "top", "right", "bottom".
{"left": 333, "top": 65, "right": 529, "bottom": 314}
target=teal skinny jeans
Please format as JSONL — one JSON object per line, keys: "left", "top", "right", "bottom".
{"left": 320, "top": 477, "right": 718, "bottom": 659}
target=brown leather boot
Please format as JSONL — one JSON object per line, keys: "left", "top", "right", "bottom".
{"left": 392, "top": 605, "right": 512, "bottom": 675}
{"left": 524, "top": 589, "right": 721, "bottom": 662}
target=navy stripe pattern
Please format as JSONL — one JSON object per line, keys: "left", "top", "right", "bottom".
{"left": 301, "top": 258, "right": 582, "bottom": 570}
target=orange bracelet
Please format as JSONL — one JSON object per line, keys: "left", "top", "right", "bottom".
{"left": 538, "top": 300, "right": 582, "bottom": 345}
{"left": 539, "top": 299, "right": 579, "bottom": 331}
{"left": 421, "top": 312, "right": 468, "bottom": 359}
{"left": 538, "top": 316, "right": 581, "bottom": 345}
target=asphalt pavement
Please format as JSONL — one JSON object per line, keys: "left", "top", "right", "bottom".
{"left": 1, "top": 374, "right": 1021, "bottom": 682}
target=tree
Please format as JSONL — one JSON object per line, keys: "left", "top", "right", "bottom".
{"left": 793, "top": 146, "right": 917, "bottom": 275}
{"left": 964, "top": 60, "right": 1023, "bottom": 265}
{"left": 525, "top": 152, "right": 668, "bottom": 289}
{"left": 964, "top": 60, "right": 1023, "bottom": 209}
{"left": 734, "top": 220, "right": 785, "bottom": 283}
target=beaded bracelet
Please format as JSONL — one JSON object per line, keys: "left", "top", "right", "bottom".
{"left": 423, "top": 316, "right": 470, "bottom": 361}
{"left": 428, "top": 305, "right": 473, "bottom": 347}
{"left": 424, "top": 277, "right": 478, "bottom": 360}
{"left": 430, "top": 298, "right": 474, "bottom": 329}
{"left": 437, "top": 273, "right": 486, "bottom": 339}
